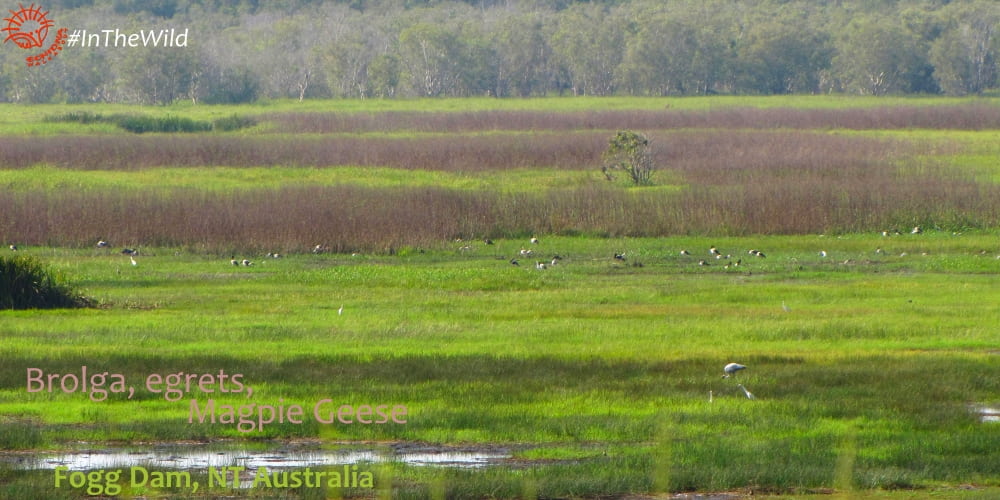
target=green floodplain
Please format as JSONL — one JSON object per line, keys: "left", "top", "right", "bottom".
{"left": 0, "top": 96, "right": 999, "bottom": 499}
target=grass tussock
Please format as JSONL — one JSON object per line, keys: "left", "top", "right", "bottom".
{"left": 0, "top": 255, "right": 90, "bottom": 309}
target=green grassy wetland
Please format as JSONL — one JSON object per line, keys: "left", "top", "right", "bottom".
{"left": 1, "top": 97, "right": 999, "bottom": 499}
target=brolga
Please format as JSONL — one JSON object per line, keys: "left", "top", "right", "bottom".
{"left": 722, "top": 363, "right": 746, "bottom": 378}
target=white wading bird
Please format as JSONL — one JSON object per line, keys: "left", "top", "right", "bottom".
{"left": 736, "top": 384, "right": 756, "bottom": 400}
{"left": 722, "top": 362, "right": 746, "bottom": 378}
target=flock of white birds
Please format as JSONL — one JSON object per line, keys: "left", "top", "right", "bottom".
{"left": 8, "top": 226, "right": 986, "bottom": 403}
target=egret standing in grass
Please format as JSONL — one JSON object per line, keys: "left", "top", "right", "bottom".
{"left": 736, "top": 384, "right": 756, "bottom": 400}
{"left": 722, "top": 363, "right": 746, "bottom": 378}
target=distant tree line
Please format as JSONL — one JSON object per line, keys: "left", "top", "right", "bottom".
{"left": 1, "top": 0, "right": 997, "bottom": 103}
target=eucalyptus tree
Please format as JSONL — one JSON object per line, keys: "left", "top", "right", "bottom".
{"left": 619, "top": 1, "right": 737, "bottom": 95}
{"left": 734, "top": 8, "right": 833, "bottom": 94}
{"left": 398, "top": 22, "right": 466, "bottom": 96}
{"left": 549, "top": 3, "right": 626, "bottom": 96}
{"left": 929, "top": 0, "right": 998, "bottom": 95}
{"left": 117, "top": 45, "right": 199, "bottom": 104}
{"left": 485, "top": 10, "right": 553, "bottom": 96}
{"left": 831, "top": 15, "right": 928, "bottom": 95}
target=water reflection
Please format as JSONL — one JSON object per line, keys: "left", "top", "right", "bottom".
{"left": 2, "top": 443, "right": 510, "bottom": 472}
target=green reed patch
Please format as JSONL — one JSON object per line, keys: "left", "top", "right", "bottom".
{"left": 43, "top": 112, "right": 255, "bottom": 134}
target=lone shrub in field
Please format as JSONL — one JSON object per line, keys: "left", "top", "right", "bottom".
{"left": 0, "top": 256, "right": 90, "bottom": 309}
{"left": 602, "top": 130, "right": 654, "bottom": 185}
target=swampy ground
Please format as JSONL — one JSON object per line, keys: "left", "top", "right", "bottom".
{"left": 1, "top": 96, "right": 999, "bottom": 498}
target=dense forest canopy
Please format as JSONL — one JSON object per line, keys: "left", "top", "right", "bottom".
{"left": 1, "top": 0, "right": 997, "bottom": 103}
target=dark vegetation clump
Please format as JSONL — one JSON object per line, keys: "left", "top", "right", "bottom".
{"left": 0, "top": 255, "right": 91, "bottom": 310}
{"left": 112, "top": 114, "right": 211, "bottom": 133}
{"left": 44, "top": 112, "right": 255, "bottom": 134}
{"left": 211, "top": 114, "right": 258, "bottom": 132}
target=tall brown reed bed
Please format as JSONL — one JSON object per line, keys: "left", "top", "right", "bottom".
{"left": 264, "top": 104, "right": 1000, "bottom": 134}
{"left": 0, "top": 130, "right": 909, "bottom": 173}
{"left": 3, "top": 175, "right": 996, "bottom": 252}
{"left": 0, "top": 133, "right": 604, "bottom": 171}
{"left": 2, "top": 106, "right": 990, "bottom": 248}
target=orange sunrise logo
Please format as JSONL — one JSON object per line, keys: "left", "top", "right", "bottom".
{"left": 3, "top": 3, "right": 68, "bottom": 66}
